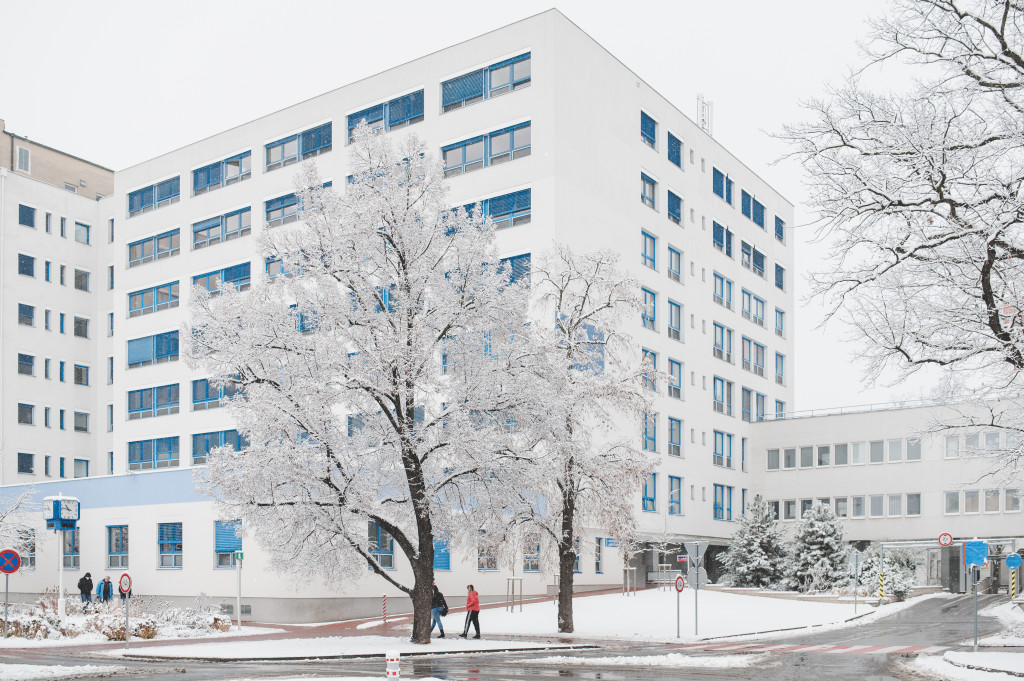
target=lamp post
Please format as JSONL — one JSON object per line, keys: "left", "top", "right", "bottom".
{"left": 43, "top": 494, "right": 79, "bottom": 627}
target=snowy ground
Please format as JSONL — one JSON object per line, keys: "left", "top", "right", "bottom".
{"left": 528, "top": 652, "right": 769, "bottom": 668}
{"left": 0, "top": 665, "right": 127, "bottom": 680}
{"left": 978, "top": 602, "right": 1024, "bottom": 646}
{"left": 101, "top": 635, "right": 571, "bottom": 660}
{"left": 910, "top": 652, "right": 1024, "bottom": 680}
{"left": 0, "top": 625, "right": 283, "bottom": 648}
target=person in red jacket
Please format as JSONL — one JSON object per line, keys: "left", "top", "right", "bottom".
{"left": 459, "top": 584, "right": 481, "bottom": 639}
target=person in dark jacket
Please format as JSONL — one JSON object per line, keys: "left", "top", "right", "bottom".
{"left": 101, "top": 577, "right": 114, "bottom": 602}
{"left": 459, "top": 584, "right": 480, "bottom": 639}
{"left": 430, "top": 582, "right": 448, "bottom": 638}
{"left": 78, "top": 573, "right": 94, "bottom": 610}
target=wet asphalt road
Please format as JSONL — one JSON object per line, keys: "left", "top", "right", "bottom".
{"left": 2, "top": 594, "right": 1016, "bottom": 680}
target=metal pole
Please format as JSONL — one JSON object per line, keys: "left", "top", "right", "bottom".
{"left": 4, "top": 573, "right": 8, "bottom": 638}
{"left": 236, "top": 558, "right": 242, "bottom": 631}
{"left": 974, "top": 567, "right": 979, "bottom": 652}
{"left": 57, "top": 529, "right": 65, "bottom": 626}
{"left": 676, "top": 587, "right": 680, "bottom": 639}
{"left": 694, "top": 556, "right": 700, "bottom": 637}
{"left": 124, "top": 593, "right": 129, "bottom": 651}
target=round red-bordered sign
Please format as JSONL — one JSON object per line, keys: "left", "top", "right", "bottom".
{"left": 119, "top": 573, "right": 131, "bottom": 594}
{"left": 675, "top": 575, "right": 686, "bottom": 593}
{"left": 938, "top": 533, "right": 954, "bottom": 547}
{"left": 0, "top": 549, "right": 21, "bottom": 574}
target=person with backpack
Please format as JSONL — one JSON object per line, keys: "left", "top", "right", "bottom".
{"left": 430, "top": 582, "right": 448, "bottom": 638}
{"left": 78, "top": 573, "right": 94, "bottom": 610}
{"left": 459, "top": 584, "right": 480, "bottom": 639}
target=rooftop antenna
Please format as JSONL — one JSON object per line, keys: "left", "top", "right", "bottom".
{"left": 697, "top": 95, "right": 714, "bottom": 137}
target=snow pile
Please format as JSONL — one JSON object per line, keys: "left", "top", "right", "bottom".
{"left": 529, "top": 653, "right": 768, "bottom": 668}
{"left": 979, "top": 601, "right": 1024, "bottom": 646}
{"left": 0, "top": 665, "right": 126, "bottom": 680}
{"left": 945, "top": 651, "right": 1024, "bottom": 675}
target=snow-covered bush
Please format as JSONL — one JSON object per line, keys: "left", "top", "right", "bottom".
{"left": 720, "top": 494, "right": 789, "bottom": 588}
{"left": 859, "top": 547, "right": 916, "bottom": 601}
{"left": 789, "top": 503, "right": 848, "bottom": 593}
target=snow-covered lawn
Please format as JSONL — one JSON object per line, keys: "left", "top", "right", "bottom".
{"left": 0, "top": 665, "right": 126, "bottom": 680}
{"left": 0, "top": 625, "right": 283, "bottom": 648}
{"left": 101, "top": 635, "right": 570, "bottom": 660}
{"left": 475, "top": 587, "right": 864, "bottom": 641}
{"left": 528, "top": 653, "right": 768, "bottom": 668}
{"left": 979, "top": 602, "right": 1024, "bottom": 646}
{"left": 910, "top": 651, "right": 1024, "bottom": 680}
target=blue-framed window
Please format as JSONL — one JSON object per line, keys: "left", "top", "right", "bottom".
{"left": 668, "top": 247, "right": 681, "bottom": 282}
{"left": 73, "top": 364, "right": 89, "bottom": 386}
{"left": 667, "top": 191, "right": 682, "bottom": 223}
{"left": 667, "top": 301, "right": 681, "bottom": 340}
{"left": 18, "top": 403, "right": 33, "bottom": 425}
{"left": 640, "top": 111, "right": 656, "bottom": 148}
{"left": 465, "top": 188, "right": 532, "bottom": 229}
{"left": 713, "top": 377, "right": 733, "bottom": 416}
{"left": 712, "top": 222, "right": 733, "bottom": 257}
{"left": 126, "top": 331, "right": 179, "bottom": 369}
{"left": 571, "top": 322, "right": 606, "bottom": 374}
{"left": 713, "top": 484, "right": 733, "bottom": 520}
{"left": 775, "top": 216, "right": 785, "bottom": 242}
{"left": 741, "top": 190, "right": 765, "bottom": 228}
{"left": 75, "top": 222, "right": 90, "bottom": 245}
{"left": 523, "top": 535, "right": 540, "bottom": 572}
{"left": 741, "top": 290, "right": 765, "bottom": 326}
{"left": 642, "top": 349, "right": 657, "bottom": 391}
{"left": 776, "top": 353, "right": 785, "bottom": 385}
{"left": 643, "top": 412, "right": 657, "bottom": 453}
{"left": 368, "top": 520, "right": 395, "bottom": 569}
{"left": 716, "top": 430, "right": 733, "bottom": 466}
{"left": 158, "top": 522, "right": 183, "bottom": 568}
{"left": 775, "top": 308, "right": 785, "bottom": 337}
{"left": 741, "top": 242, "right": 766, "bottom": 278}
{"left": 18, "top": 303, "right": 34, "bottom": 327}
{"left": 641, "top": 172, "right": 656, "bottom": 208}
{"left": 17, "top": 452, "right": 33, "bottom": 474}
{"left": 442, "top": 52, "right": 530, "bottom": 112}
{"left": 193, "top": 151, "right": 252, "bottom": 195}
{"left": 59, "top": 360, "right": 65, "bottom": 381}
{"left": 192, "top": 377, "right": 241, "bottom": 411}
{"left": 129, "top": 282, "right": 179, "bottom": 317}
{"left": 193, "top": 207, "right": 251, "bottom": 249}
{"left": 193, "top": 263, "right": 251, "bottom": 295}
{"left": 17, "top": 353, "right": 34, "bottom": 376}
{"left": 741, "top": 337, "right": 765, "bottom": 376}
{"left": 18, "top": 254, "right": 35, "bottom": 277}
{"left": 128, "top": 176, "right": 180, "bottom": 217}
{"left": 499, "top": 253, "right": 531, "bottom": 284}
{"left": 443, "top": 122, "right": 531, "bottom": 178}
{"left": 713, "top": 273, "right": 733, "bottom": 309}
{"left": 45, "top": 261, "right": 50, "bottom": 281}
{"left": 668, "top": 359, "right": 682, "bottom": 399}
{"left": 641, "top": 231, "right": 656, "bottom": 269}
{"left": 266, "top": 122, "right": 332, "bottom": 171}
{"left": 193, "top": 429, "right": 243, "bottom": 465}
{"left": 776, "top": 400, "right": 785, "bottom": 419}
{"left": 669, "top": 476, "right": 682, "bottom": 515}
{"left": 129, "top": 436, "right": 180, "bottom": 470}
{"left": 755, "top": 392, "right": 766, "bottom": 422}
{"left": 127, "top": 384, "right": 179, "bottom": 419}
{"left": 18, "top": 205, "right": 35, "bottom": 227}
{"left": 642, "top": 288, "right": 656, "bottom": 330}
{"left": 433, "top": 538, "right": 451, "bottom": 571}
{"left": 775, "top": 264, "right": 785, "bottom": 291}
{"left": 107, "top": 525, "right": 128, "bottom": 569}
{"left": 215, "top": 520, "right": 242, "bottom": 567}
{"left": 63, "top": 527, "right": 79, "bottom": 568}
{"left": 713, "top": 323, "right": 733, "bottom": 362}
{"left": 594, "top": 537, "right": 603, "bottom": 573}
{"left": 667, "top": 132, "right": 682, "bottom": 166}
{"left": 712, "top": 168, "right": 733, "bottom": 204}
{"left": 265, "top": 194, "right": 299, "bottom": 227}
{"left": 742, "top": 488, "right": 748, "bottom": 515}
{"left": 668, "top": 418, "right": 682, "bottom": 457}
{"left": 742, "top": 387, "right": 753, "bottom": 422}
{"left": 348, "top": 90, "right": 425, "bottom": 141}
{"left": 128, "top": 229, "right": 180, "bottom": 268}
{"left": 642, "top": 472, "right": 657, "bottom": 512}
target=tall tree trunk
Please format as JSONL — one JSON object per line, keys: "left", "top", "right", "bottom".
{"left": 557, "top": 491, "right": 576, "bottom": 633}
{"left": 410, "top": 557, "right": 434, "bottom": 644}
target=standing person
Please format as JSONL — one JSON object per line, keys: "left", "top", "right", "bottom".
{"left": 78, "top": 572, "right": 94, "bottom": 611}
{"left": 430, "top": 582, "right": 448, "bottom": 638}
{"left": 459, "top": 584, "right": 480, "bottom": 639}
{"left": 102, "top": 576, "right": 114, "bottom": 602}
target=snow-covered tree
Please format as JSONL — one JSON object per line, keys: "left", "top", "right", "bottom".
{"left": 790, "top": 504, "right": 848, "bottom": 592}
{"left": 720, "top": 494, "right": 788, "bottom": 588}
{"left": 186, "top": 127, "right": 541, "bottom": 644}
{"left": 508, "top": 246, "right": 654, "bottom": 633}
{"left": 0, "top": 488, "right": 35, "bottom": 549}
{"left": 782, "top": 0, "right": 1024, "bottom": 472}
{"left": 859, "top": 546, "right": 917, "bottom": 600}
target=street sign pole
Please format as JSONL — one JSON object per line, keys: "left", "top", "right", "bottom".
{"left": 119, "top": 573, "right": 132, "bottom": 651}
{"left": 235, "top": 552, "right": 243, "bottom": 631}
{"left": 974, "top": 567, "right": 979, "bottom": 652}
{"left": 125, "top": 592, "right": 129, "bottom": 651}
{"left": 4, "top": 573, "right": 8, "bottom": 638}
{"left": 676, "top": 584, "right": 680, "bottom": 639}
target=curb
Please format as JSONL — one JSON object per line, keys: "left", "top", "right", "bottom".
{"left": 944, "top": 656, "right": 1024, "bottom": 678}
{"left": 699, "top": 611, "right": 873, "bottom": 642}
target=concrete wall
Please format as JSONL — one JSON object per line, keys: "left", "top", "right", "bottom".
{"left": 0, "top": 119, "right": 114, "bottom": 197}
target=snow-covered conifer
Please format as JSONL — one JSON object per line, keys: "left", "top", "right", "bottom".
{"left": 790, "top": 503, "right": 848, "bottom": 592}
{"left": 720, "top": 494, "right": 788, "bottom": 588}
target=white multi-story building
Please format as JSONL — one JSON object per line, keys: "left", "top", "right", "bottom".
{"left": 5, "top": 10, "right": 1012, "bottom": 622}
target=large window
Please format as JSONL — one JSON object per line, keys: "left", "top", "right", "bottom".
{"left": 73, "top": 365, "right": 89, "bottom": 386}
{"left": 193, "top": 263, "right": 251, "bottom": 294}
{"left": 713, "top": 484, "right": 733, "bottom": 520}
{"left": 442, "top": 122, "right": 531, "bottom": 177}
{"left": 740, "top": 190, "right": 766, "bottom": 228}
{"left": 348, "top": 90, "right": 425, "bottom": 139}
{"left": 741, "top": 290, "right": 765, "bottom": 326}
{"left": 775, "top": 216, "right": 785, "bottom": 242}
{"left": 108, "top": 526, "right": 129, "bottom": 568}
{"left": 667, "top": 301, "right": 682, "bottom": 340}
{"left": 158, "top": 522, "right": 183, "bottom": 568}
{"left": 193, "top": 151, "right": 252, "bottom": 194}
{"left": 128, "top": 177, "right": 180, "bottom": 217}
{"left": 668, "top": 418, "right": 682, "bottom": 457}
{"left": 129, "top": 282, "right": 179, "bottom": 317}
{"left": 712, "top": 168, "right": 733, "bottom": 204}
{"left": 713, "top": 377, "right": 733, "bottom": 416}
{"left": 442, "top": 53, "right": 530, "bottom": 112}
{"left": 713, "top": 430, "right": 733, "bottom": 468}
{"left": 641, "top": 173, "right": 656, "bottom": 209}
{"left": 643, "top": 412, "right": 657, "bottom": 452}
{"left": 741, "top": 338, "right": 765, "bottom": 376}
{"left": 642, "top": 349, "right": 657, "bottom": 391}
{"left": 126, "top": 331, "right": 179, "bottom": 368}
{"left": 75, "top": 222, "right": 90, "bottom": 245}
{"left": 500, "top": 253, "right": 531, "bottom": 285}
{"left": 642, "top": 288, "right": 656, "bottom": 330}
{"left": 668, "top": 359, "right": 682, "bottom": 399}
{"left": 713, "top": 323, "right": 733, "bottom": 362}
{"left": 775, "top": 264, "right": 786, "bottom": 291}
{"left": 193, "top": 207, "right": 252, "bottom": 249}
{"left": 129, "top": 436, "right": 180, "bottom": 470}
{"left": 775, "top": 353, "right": 785, "bottom": 385}
{"left": 640, "top": 111, "right": 657, "bottom": 147}
{"left": 18, "top": 253, "right": 35, "bottom": 277}
{"left": 668, "top": 247, "right": 681, "bottom": 281}
{"left": 669, "top": 476, "right": 682, "bottom": 515}
{"left": 63, "top": 528, "right": 80, "bottom": 568}
{"left": 73, "top": 412, "right": 89, "bottom": 433}
{"left": 192, "top": 430, "right": 243, "bottom": 465}
{"left": 127, "top": 384, "right": 180, "bottom": 419}
{"left": 215, "top": 520, "right": 242, "bottom": 567}
{"left": 642, "top": 473, "right": 657, "bottom": 512}
{"left": 128, "top": 229, "right": 180, "bottom": 267}
{"left": 266, "top": 122, "right": 332, "bottom": 171}
{"left": 17, "top": 403, "right": 33, "bottom": 425}
{"left": 667, "top": 132, "right": 682, "bottom": 167}
{"left": 712, "top": 222, "right": 733, "bottom": 257}
{"left": 18, "top": 303, "right": 34, "bottom": 327}
{"left": 364, "top": 521, "right": 394, "bottom": 569}
{"left": 641, "top": 231, "right": 656, "bottom": 269}
{"left": 464, "top": 189, "right": 531, "bottom": 230}
{"left": 18, "top": 205, "right": 35, "bottom": 227}
{"left": 713, "top": 273, "right": 733, "bottom": 309}
{"left": 192, "top": 377, "right": 241, "bottom": 411}
{"left": 17, "top": 529, "right": 35, "bottom": 569}
{"left": 523, "top": 535, "right": 540, "bottom": 573}
{"left": 17, "top": 452, "right": 34, "bottom": 474}
{"left": 667, "top": 191, "right": 682, "bottom": 224}
{"left": 18, "top": 353, "right": 34, "bottom": 376}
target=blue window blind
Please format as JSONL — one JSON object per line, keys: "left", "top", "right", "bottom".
{"left": 301, "top": 123, "right": 333, "bottom": 158}
{"left": 18, "top": 205, "right": 35, "bottom": 227}
{"left": 752, "top": 249, "right": 765, "bottom": 276}
{"left": 442, "top": 70, "right": 486, "bottom": 110}
{"left": 712, "top": 222, "right": 733, "bottom": 257}
{"left": 193, "top": 151, "right": 252, "bottom": 194}
{"left": 442, "top": 54, "right": 529, "bottom": 112}
{"left": 128, "top": 229, "right": 180, "bottom": 267}
{"left": 193, "top": 160, "right": 221, "bottom": 192}
{"left": 641, "top": 111, "right": 656, "bottom": 147}
{"left": 752, "top": 198, "right": 765, "bottom": 228}
{"left": 775, "top": 216, "right": 785, "bottom": 241}
{"left": 347, "top": 104, "right": 384, "bottom": 134}
{"left": 18, "top": 254, "right": 35, "bottom": 277}
{"left": 433, "top": 538, "right": 451, "bottom": 571}
{"left": 388, "top": 90, "right": 425, "bottom": 128}
{"left": 486, "top": 189, "right": 531, "bottom": 228}
{"left": 667, "top": 191, "right": 682, "bottom": 222}
{"left": 126, "top": 331, "right": 179, "bottom": 369}
{"left": 129, "top": 436, "right": 179, "bottom": 470}
{"left": 18, "top": 303, "right": 34, "bottom": 326}
{"left": 215, "top": 521, "right": 242, "bottom": 553}
{"left": 500, "top": 253, "right": 531, "bottom": 284}
{"left": 128, "top": 185, "right": 155, "bottom": 215}
{"left": 667, "top": 133, "right": 681, "bottom": 167}
{"left": 158, "top": 522, "right": 183, "bottom": 564}
{"left": 156, "top": 177, "right": 179, "bottom": 203}
{"left": 265, "top": 194, "right": 299, "bottom": 227}
{"left": 129, "top": 178, "right": 179, "bottom": 217}
{"left": 713, "top": 168, "right": 725, "bottom": 199}
{"left": 775, "top": 264, "right": 785, "bottom": 290}
{"left": 193, "top": 263, "right": 251, "bottom": 294}
{"left": 193, "top": 430, "right": 243, "bottom": 464}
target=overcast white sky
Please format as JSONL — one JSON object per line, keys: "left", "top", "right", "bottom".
{"left": 2, "top": 0, "right": 943, "bottom": 412}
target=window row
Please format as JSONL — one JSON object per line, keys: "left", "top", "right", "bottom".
{"left": 16, "top": 454, "right": 88, "bottom": 478}
{"left": 442, "top": 121, "right": 531, "bottom": 177}
{"left": 17, "top": 307, "right": 91, "bottom": 338}
{"left": 713, "top": 274, "right": 786, "bottom": 337}
{"left": 463, "top": 189, "right": 532, "bottom": 230}
{"left": 17, "top": 206, "right": 92, "bottom": 244}
{"left": 712, "top": 167, "right": 785, "bottom": 243}
{"left": 127, "top": 430, "right": 244, "bottom": 470}
{"left": 767, "top": 439, "right": 924, "bottom": 470}
{"left": 944, "top": 431, "right": 1021, "bottom": 457}
{"left": 17, "top": 255, "right": 91, "bottom": 291}
{"left": 712, "top": 223, "right": 786, "bottom": 291}
{"left": 348, "top": 90, "right": 425, "bottom": 138}
{"left": 128, "top": 177, "right": 180, "bottom": 217}
{"left": 443, "top": 53, "right": 530, "bottom": 112}
{"left": 639, "top": 111, "right": 684, "bottom": 169}
{"left": 768, "top": 495, "right": 925, "bottom": 521}
{"left": 641, "top": 472, "right": 747, "bottom": 521}
{"left": 945, "top": 488, "right": 1021, "bottom": 515}
{"left": 18, "top": 354, "right": 91, "bottom": 383}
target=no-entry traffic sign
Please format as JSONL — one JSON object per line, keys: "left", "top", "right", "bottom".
{"left": 938, "top": 533, "right": 954, "bottom": 547}
{"left": 675, "top": 575, "right": 686, "bottom": 592}
{"left": 0, "top": 549, "right": 20, "bottom": 574}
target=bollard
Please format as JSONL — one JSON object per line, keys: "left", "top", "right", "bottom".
{"left": 386, "top": 649, "right": 401, "bottom": 678}
{"left": 382, "top": 593, "right": 387, "bottom": 624}
{"left": 1012, "top": 569, "right": 1017, "bottom": 601}
{"left": 879, "top": 572, "right": 885, "bottom": 604}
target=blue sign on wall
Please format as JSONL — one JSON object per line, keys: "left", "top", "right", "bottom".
{"left": 605, "top": 538, "right": 618, "bottom": 548}
{"left": 965, "top": 541, "right": 989, "bottom": 567}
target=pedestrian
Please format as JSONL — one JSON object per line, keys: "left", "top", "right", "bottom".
{"left": 95, "top": 578, "right": 104, "bottom": 603}
{"left": 78, "top": 572, "right": 94, "bottom": 611}
{"left": 102, "top": 576, "right": 114, "bottom": 602}
{"left": 430, "top": 582, "right": 448, "bottom": 638}
{"left": 459, "top": 584, "right": 480, "bottom": 639}
{"left": 120, "top": 586, "right": 132, "bottom": 601}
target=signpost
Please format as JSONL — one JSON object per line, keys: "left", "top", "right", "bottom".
{"left": 43, "top": 494, "right": 79, "bottom": 627}
{"left": 684, "top": 541, "right": 709, "bottom": 636}
{"left": 119, "top": 573, "right": 131, "bottom": 650}
{"left": 1, "top": 548, "right": 21, "bottom": 638}
{"left": 1007, "top": 553, "right": 1021, "bottom": 602}
{"left": 964, "top": 540, "right": 989, "bottom": 652}
{"left": 848, "top": 550, "right": 862, "bottom": 614}
{"left": 234, "top": 551, "right": 244, "bottom": 631}
{"left": 674, "top": 575, "right": 686, "bottom": 638}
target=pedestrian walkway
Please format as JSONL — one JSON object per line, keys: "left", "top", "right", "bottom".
{"left": 665, "top": 642, "right": 948, "bottom": 655}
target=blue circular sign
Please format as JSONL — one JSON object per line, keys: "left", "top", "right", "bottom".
{"left": 1006, "top": 553, "right": 1022, "bottom": 569}
{"left": 0, "top": 549, "right": 21, "bottom": 574}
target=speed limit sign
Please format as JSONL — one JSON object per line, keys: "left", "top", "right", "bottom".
{"left": 938, "top": 533, "right": 954, "bottom": 547}
{"left": 119, "top": 573, "right": 132, "bottom": 594}
{"left": 675, "top": 575, "right": 686, "bottom": 592}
